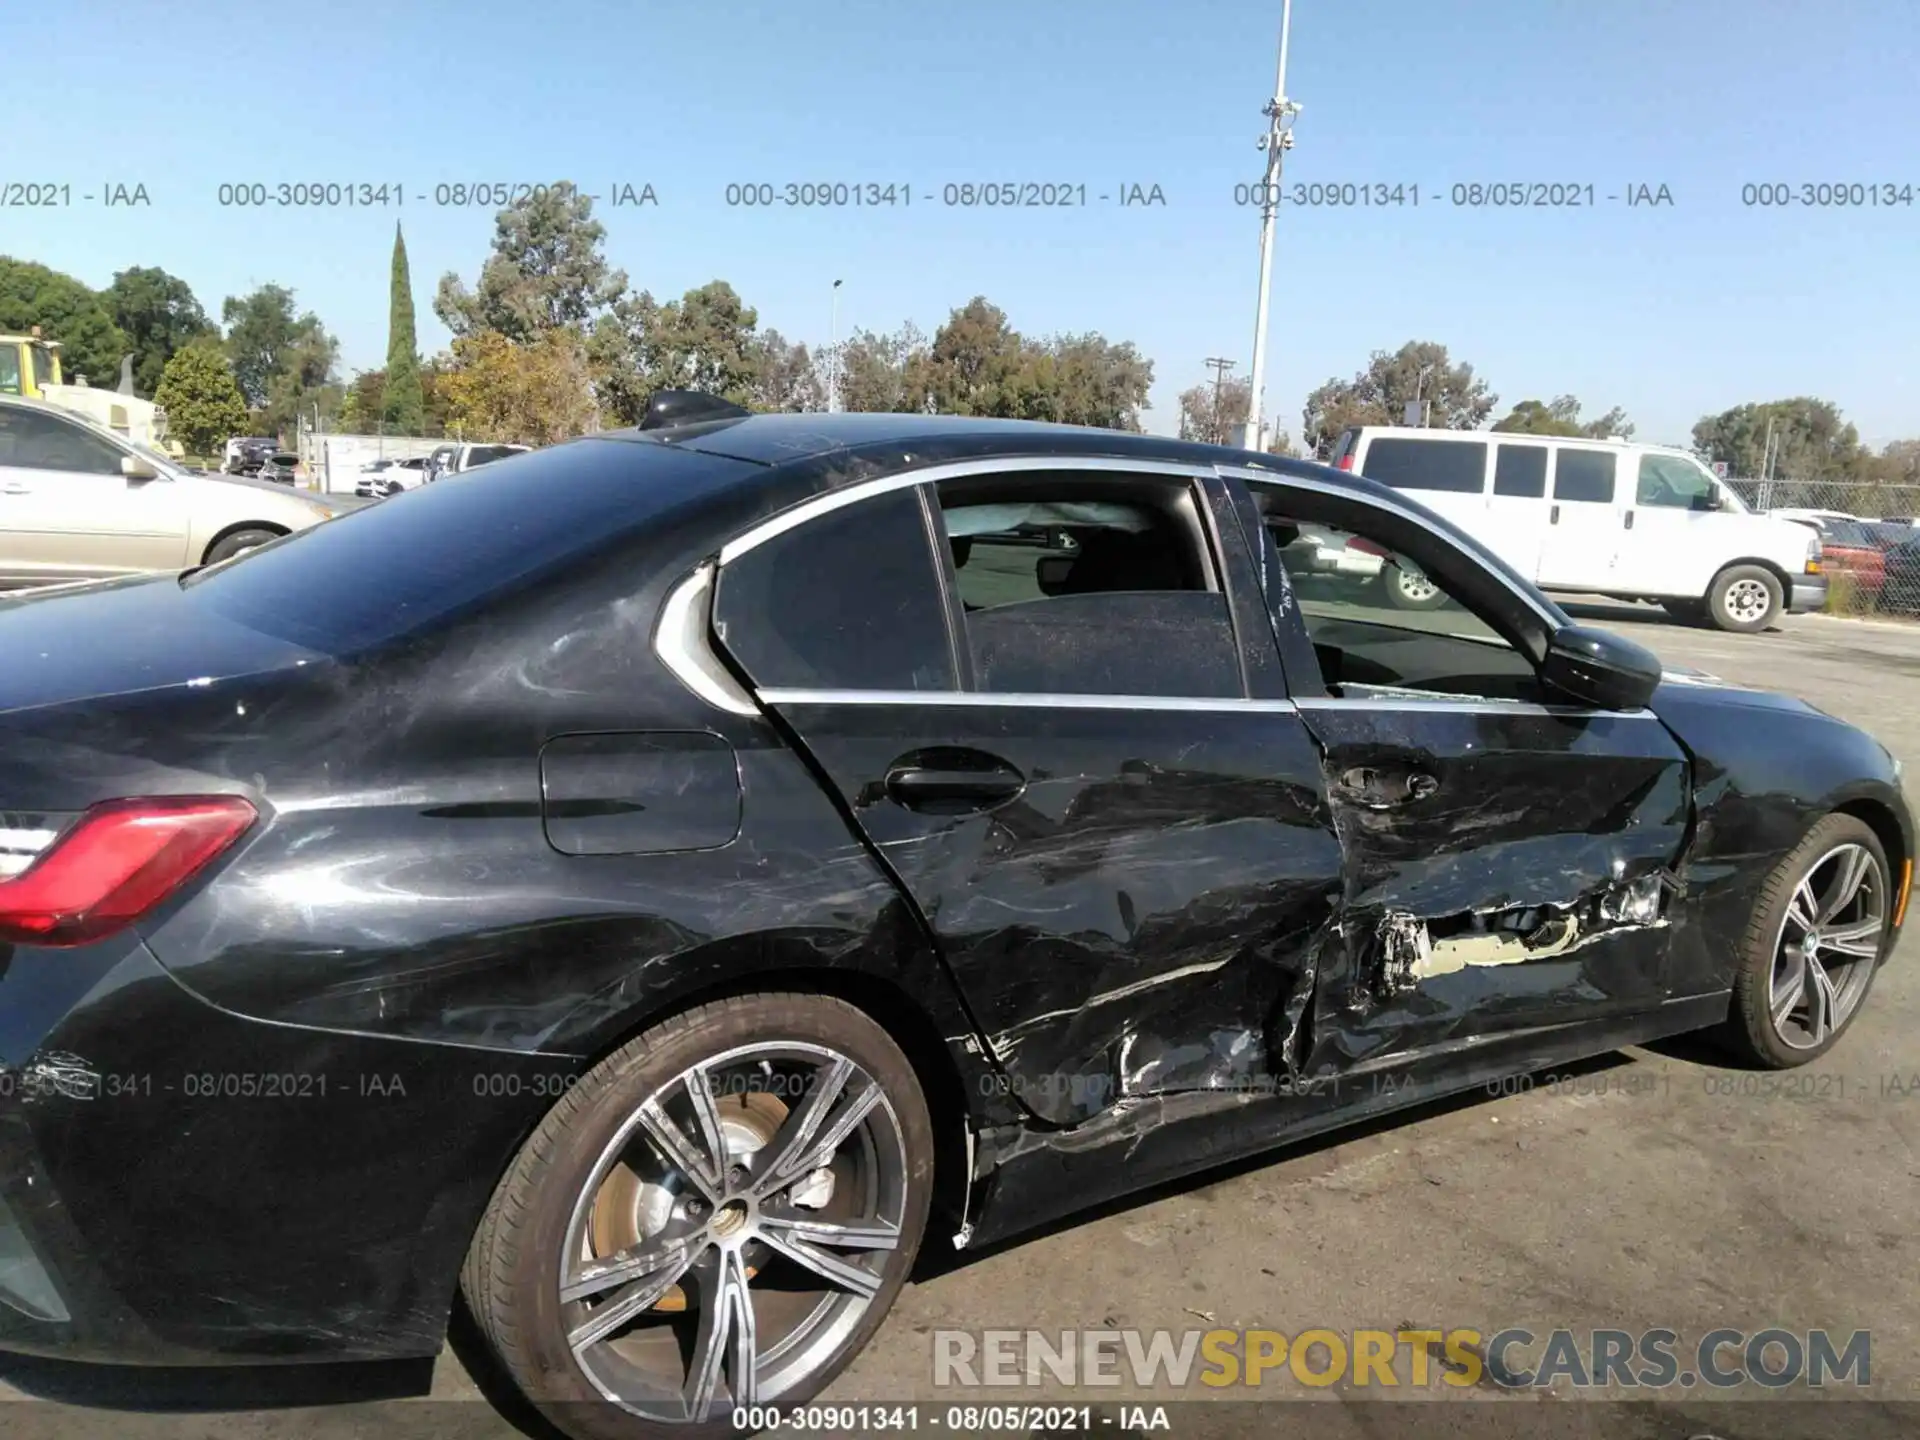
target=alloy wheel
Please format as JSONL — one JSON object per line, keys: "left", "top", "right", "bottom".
{"left": 558, "top": 1042, "right": 908, "bottom": 1422}
{"left": 1395, "top": 567, "right": 1440, "bottom": 602}
{"left": 1768, "top": 842, "right": 1885, "bottom": 1050}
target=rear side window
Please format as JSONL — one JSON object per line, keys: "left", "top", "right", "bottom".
{"left": 1360, "top": 438, "right": 1488, "bottom": 493}
{"left": 1553, "top": 449, "right": 1617, "bottom": 503}
{"left": 1493, "top": 444, "right": 1548, "bottom": 498}
{"left": 714, "top": 486, "right": 957, "bottom": 692}
{"left": 184, "top": 438, "right": 755, "bottom": 655}
{"left": 936, "top": 480, "right": 1241, "bottom": 698}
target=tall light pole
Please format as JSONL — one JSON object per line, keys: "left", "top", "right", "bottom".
{"left": 1242, "top": 0, "right": 1303, "bottom": 451}
{"left": 828, "top": 279, "right": 844, "bottom": 413}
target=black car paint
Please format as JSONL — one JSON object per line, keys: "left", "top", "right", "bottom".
{"left": 0, "top": 417, "right": 1906, "bottom": 1365}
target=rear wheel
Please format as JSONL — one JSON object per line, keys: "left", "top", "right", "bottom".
{"left": 1706, "top": 563, "right": 1782, "bottom": 632}
{"left": 1378, "top": 562, "right": 1449, "bottom": 611}
{"left": 462, "top": 994, "right": 933, "bottom": 1439}
{"left": 1718, "top": 813, "right": 1891, "bottom": 1066}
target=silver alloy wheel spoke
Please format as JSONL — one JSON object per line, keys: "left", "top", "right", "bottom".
{"left": 638, "top": 1095, "right": 724, "bottom": 1203}
{"left": 1819, "top": 847, "right": 1873, "bottom": 923}
{"left": 755, "top": 1224, "right": 886, "bottom": 1299}
{"left": 684, "top": 1064, "right": 731, "bottom": 1184}
{"left": 1770, "top": 950, "right": 1807, "bottom": 1030}
{"left": 1786, "top": 879, "right": 1820, "bottom": 934}
{"left": 758, "top": 1211, "right": 902, "bottom": 1252}
{"left": 1818, "top": 916, "right": 1882, "bottom": 957}
{"left": 1805, "top": 952, "right": 1838, "bottom": 1044}
{"left": 569, "top": 1246, "right": 703, "bottom": 1355}
{"left": 563, "top": 1229, "right": 707, "bottom": 1305}
{"left": 684, "top": 1247, "right": 758, "bottom": 1420}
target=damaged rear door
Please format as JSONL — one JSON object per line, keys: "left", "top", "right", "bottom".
{"left": 710, "top": 459, "right": 1344, "bottom": 1127}
{"left": 1230, "top": 471, "right": 1692, "bottom": 1068}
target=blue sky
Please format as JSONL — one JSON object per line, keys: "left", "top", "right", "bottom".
{"left": 4, "top": 0, "right": 1915, "bottom": 447}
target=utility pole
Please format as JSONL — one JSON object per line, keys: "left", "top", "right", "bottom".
{"left": 1242, "top": 0, "right": 1303, "bottom": 451}
{"left": 1204, "top": 356, "right": 1236, "bottom": 444}
{"left": 828, "top": 279, "right": 844, "bottom": 413}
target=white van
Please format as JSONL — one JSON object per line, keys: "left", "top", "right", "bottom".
{"left": 1332, "top": 427, "right": 1826, "bottom": 632}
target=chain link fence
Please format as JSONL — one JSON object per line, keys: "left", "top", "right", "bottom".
{"left": 1727, "top": 477, "right": 1920, "bottom": 618}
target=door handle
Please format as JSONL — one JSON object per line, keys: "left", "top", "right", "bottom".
{"left": 1338, "top": 765, "right": 1440, "bottom": 809}
{"left": 884, "top": 749, "right": 1026, "bottom": 813}
{"left": 1623, "top": 510, "right": 1635, "bottom": 529}
{"left": 0, "top": 483, "right": 31, "bottom": 496}
{"left": 1550, "top": 503, "right": 1561, "bottom": 524}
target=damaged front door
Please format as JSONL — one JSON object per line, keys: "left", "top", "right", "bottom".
{"left": 1229, "top": 475, "right": 1694, "bottom": 1072}
{"left": 1300, "top": 697, "right": 1689, "bottom": 1066}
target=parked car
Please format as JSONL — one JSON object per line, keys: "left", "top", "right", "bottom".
{"left": 0, "top": 395, "right": 1906, "bottom": 1436}
{"left": 0, "top": 395, "right": 338, "bottom": 586}
{"left": 222, "top": 437, "right": 278, "bottom": 475}
{"left": 1334, "top": 427, "right": 1825, "bottom": 632}
{"left": 1812, "top": 520, "right": 1888, "bottom": 598}
{"left": 1769, "top": 506, "right": 1863, "bottom": 530}
{"left": 1878, "top": 537, "right": 1920, "bottom": 613}
{"left": 255, "top": 452, "right": 301, "bottom": 485}
{"left": 424, "top": 440, "right": 531, "bottom": 482}
{"left": 353, "top": 457, "right": 432, "bottom": 498}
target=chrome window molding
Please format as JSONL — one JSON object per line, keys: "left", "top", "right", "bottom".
{"left": 719, "top": 455, "right": 1217, "bottom": 563}
{"left": 1293, "top": 695, "right": 1654, "bottom": 721}
{"left": 757, "top": 689, "right": 1299, "bottom": 714}
{"left": 653, "top": 561, "right": 760, "bottom": 716}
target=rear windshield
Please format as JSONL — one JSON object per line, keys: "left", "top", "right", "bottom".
{"left": 182, "top": 438, "right": 754, "bottom": 654}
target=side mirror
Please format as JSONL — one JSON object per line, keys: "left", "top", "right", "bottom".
{"left": 120, "top": 454, "right": 158, "bottom": 481}
{"left": 1692, "top": 490, "right": 1723, "bottom": 512}
{"left": 1540, "top": 625, "right": 1663, "bottom": 711}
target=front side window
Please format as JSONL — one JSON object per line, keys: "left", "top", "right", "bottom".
{"left": 934, "top": 477, "right": 1242, "bottom": 699}
{"left": 29, "top": 345, "right": 57, "bottom": 388}
{"left": 0, "top": 406, "right": 124, "bottom": 474}
{"left": 1553, "top": 448, "right": 1617, "bottom": 503}
{"left": 1636, "top": 454, "right": 1719, "bottom": 510}
{"left": 1252, "top": 487, "right": 1538, "bottom": 702}
{"left": 713, "top": 485, "right": 957, "bottom": 692}
{"left": 1360, "top": 438, "right": 1489, "bottom": 494}
{"left": 0, "top": 350, "right": 20, "bottom": 395}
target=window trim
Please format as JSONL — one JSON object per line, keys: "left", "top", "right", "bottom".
{"left": 709, "top": 455, "right": 1247, "bottom": 706}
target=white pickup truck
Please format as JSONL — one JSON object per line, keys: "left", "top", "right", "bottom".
{"left": 423, "top": 442, "right": 530, "bottom": 483}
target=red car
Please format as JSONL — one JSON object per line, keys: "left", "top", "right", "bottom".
{"left": 1816, "top": 520, "right": 1888, "bottom": 596}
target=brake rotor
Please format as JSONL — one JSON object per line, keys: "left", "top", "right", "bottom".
{"left": 588, "top": 1090, "right": 790, "bottom": 1313}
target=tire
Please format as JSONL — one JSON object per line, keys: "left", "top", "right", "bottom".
{"left": 1377, "top": 562, "right": 1449, "bottom": 611}
{"left": 203, "top": 527, "right": 281, "bottom": 565}
{"left": 461, "top": 993, "right": 934, "bottom": 1439}
{"left": 1661, "top": 598, "right": 1708, "bottom": 626}
{"left": 1717, "top": 813, "right": 1891, "bottom": 1067}
{"left": 1705, "top": 563, "right": 1783, "bottom": 632}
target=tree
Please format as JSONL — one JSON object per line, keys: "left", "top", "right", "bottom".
{"left": 383, "top": 224, "right": 425, "bottom": 433}
{"left": 1873, "top": 439, "right": 1920, "bottom": 487}
{"left": 920, "top": 297, "right": 1024, "bottom": 416}
{"left": 221, "top": 285, "right": 339, "bottom": 430}
{"left": 589, "top": 281, "right": 763, "bottom": 424}
{"left": 1302, "top": 341, "right": 1497, "bottom": 457}
{"left": 747, "top": 330, "right": 825, "bottom": 412}
{"left": 440, "top": 329, "right": 599, "bottom": 445}
{"left": 1179, "top": 374, "right": 1252, "bottom": 445}
{"left": 0, "top": 257, "right": 128, "bottom": 386}
{"left": 1690, "top": 398, "right": 1868, "bottom": 480}
{"left": 835, "top": 323, "right": 932, "bottom": 413}
{"left": 153, "top": 339, "right": 249, "bottom": 457}
{"left": 1003, "top": 334, "right": 1153, "bottom": 430}
{"left": 435, "top": 182, "right": 627, "bottom": 343}
{"left": 1493, "top": 395, "right": 1634, "bottom": 439}
{"left": 338, "top": 368, "right": 387, "bottom": 434}
{"left": 105, "top": 267, "right": 212, "bottom": 397}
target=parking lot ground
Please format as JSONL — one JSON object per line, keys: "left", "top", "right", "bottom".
{"left": 4, "top": 603, "right": 1918, "bottom": 1439}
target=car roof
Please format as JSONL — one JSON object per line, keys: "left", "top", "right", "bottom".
{"left": 597, "top": 410, "right": 1342, "bottom": 485}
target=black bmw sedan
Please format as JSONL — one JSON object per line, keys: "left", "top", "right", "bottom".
{"left": 0, "top": 396, "right": 1908, "bottom": 1435}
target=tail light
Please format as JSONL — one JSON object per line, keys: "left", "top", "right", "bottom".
{"left": 0, "top": 796, "right": 256, "bottom": 947}
{"left": 1347, "top": 537, "right": 1389, "bottom": 557}
{"left": 1335, "top": 454, "right": 1356, "bottom": 471}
